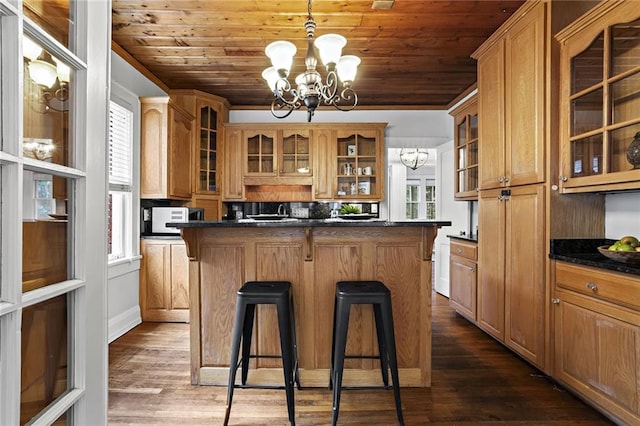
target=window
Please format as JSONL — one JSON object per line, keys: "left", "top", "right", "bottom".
{"left": 108, "top": 100, "right": 133, "bottom": 261}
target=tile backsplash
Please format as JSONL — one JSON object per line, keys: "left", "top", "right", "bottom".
{"left": 606, "top": 192, "right": 640, "bottom": 238}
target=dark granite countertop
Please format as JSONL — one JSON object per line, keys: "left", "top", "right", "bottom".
{"left": 550, "top": 239, "right": 640, "bottom": 276}
{"left": 448, "top": 234, "right": 478, "bottom": 243}
{"left": 170, "top": 219, "right": 451, "bottom": 229}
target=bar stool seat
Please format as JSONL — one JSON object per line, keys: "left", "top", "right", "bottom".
{"left": 224, "top": 281, "right": 301, "bottom": 426}
{"left": 329, "top": 280, "right": 404, "bottom": 425}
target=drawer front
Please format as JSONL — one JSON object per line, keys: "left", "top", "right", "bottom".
{"left": 450, "top": 240, "right": 477, "bottom": 261}
{"left": 556, "top": 262, "right": 640, "bottom": 310}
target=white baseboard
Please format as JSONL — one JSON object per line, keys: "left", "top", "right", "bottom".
{"left": 108, "top": 305, "right": 141, "bottom": 343}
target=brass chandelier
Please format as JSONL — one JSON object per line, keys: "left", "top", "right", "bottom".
{"left": 262, "top": 0, "right": 360, "bottom": 122}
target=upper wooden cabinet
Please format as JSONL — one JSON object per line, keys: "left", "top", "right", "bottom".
{"left": 140, "top": 97, "right": 194, "bottom": 199}
{"left": 556, "top": 1, "right": 640, "bottom": 193}
{"left": 170, "top": 90, "right": 230, "bottom": 195}
{"left": 473, "top": 2, "right": 545, "bottom": 190}
{"left": 222, "top": 123, "right": 386, "bottom": 202}
{"left": 450, "top": 95, "right": 479, "bottom": 200}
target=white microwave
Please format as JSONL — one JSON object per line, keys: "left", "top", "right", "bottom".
{"left": 151, "top": 207, "right": 188, "bottom": 234}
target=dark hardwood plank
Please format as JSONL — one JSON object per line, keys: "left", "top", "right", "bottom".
{"left": 108, "top": 293, "right": 614, "bottom": 425}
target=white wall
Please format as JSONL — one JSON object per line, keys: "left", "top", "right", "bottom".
{"left": 605, "top": 192, "right": 640, "bottom": 238}
{"left": 108, "top": 52, "right": 166, "bottom": 342}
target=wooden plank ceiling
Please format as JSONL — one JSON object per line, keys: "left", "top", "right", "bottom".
{"left": 111, "top": 0, "right": 525, "bottom": 109}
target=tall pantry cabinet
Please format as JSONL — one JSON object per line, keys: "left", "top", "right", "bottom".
{"left": 472, "top": 0, "right": 604, "bottom": 371}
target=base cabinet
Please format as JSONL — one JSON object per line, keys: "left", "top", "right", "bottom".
{"left": 554, "top": 262, "right": 640, "bottom": 425}
{"left": 449, "top": 239, "right": 477, "bottom": 322}
{"left": 140, "top": 239, "right": 189, "bottom": 323}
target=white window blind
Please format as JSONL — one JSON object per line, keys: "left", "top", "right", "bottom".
{"left": 109, "top": 101, "right": 133, "bottom": 189}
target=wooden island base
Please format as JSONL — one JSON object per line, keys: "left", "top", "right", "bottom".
{"left": 179, "top": 221, "right": 445, "bottom": 388}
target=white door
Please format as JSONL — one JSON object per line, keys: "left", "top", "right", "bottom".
{"left": 0, "top": 1, "right": 109, "bottom": 424}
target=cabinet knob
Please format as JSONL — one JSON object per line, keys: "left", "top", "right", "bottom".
{"left": 552, "top": 298, "right": 560, "bottom": 305}
{"left": 504, "top": 176, "right": 510, "bottom": 182}
{"left": 586, "top": 282, "right": 598, "bottom": 292}
{"left": 559, "top": 175, "right": 568, "bottom": 182}
{"left": 456, "top": 248, "right": 463, "bottom": 254}
{"left": 497, "top": 176, "right": 505, "bottom": 183}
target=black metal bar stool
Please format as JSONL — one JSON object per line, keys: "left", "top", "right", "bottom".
{"left": 329, "top": 280, "right": 404, "bottom": 426}
{"left": 223, "top": 281, "right": 301, "bottom": 426}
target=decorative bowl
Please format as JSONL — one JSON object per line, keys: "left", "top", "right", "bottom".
{"left": 597, "top": 246, "right": 640, "bottom": 265}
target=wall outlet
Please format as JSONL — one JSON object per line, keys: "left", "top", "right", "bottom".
{"left": 371, "top": 204, "right": 378, "bottom": 214}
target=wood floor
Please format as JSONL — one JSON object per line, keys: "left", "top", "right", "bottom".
{"left": 108, "top": 293, "right": 615, "bottom": 425}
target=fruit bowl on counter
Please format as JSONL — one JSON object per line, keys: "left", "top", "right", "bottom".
{"left": 597, "top": 235, "right": 640, "bottom": 265}
{"left": 597, "top": 246, "right": 640, "bottom": 265}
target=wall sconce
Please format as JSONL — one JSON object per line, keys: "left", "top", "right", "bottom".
{"left": 399, "top": 148, "right": 430, "bottom": 170}
{"left": 23, "top": 138, "right": 55, "bottom": 160}
{"left": 23, "top": 36, "right": 70, "bottom": 113}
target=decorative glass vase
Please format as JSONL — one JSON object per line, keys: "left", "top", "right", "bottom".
{"left": 627, "top": 131, "right": 640, "bottom": 169}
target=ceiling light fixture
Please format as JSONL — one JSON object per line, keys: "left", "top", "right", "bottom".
{"left": 262, "top": 0, "right": 360, "bottom": 122}
{"left": 400, "top": 148, "right": 430, "bottom": 170}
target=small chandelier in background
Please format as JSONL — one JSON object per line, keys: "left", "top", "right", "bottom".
{"left": 23, "top": 36, "right": 70, "bottom": 114}
{"left": 400, "top": 148, "right": 430, "bottom": 170}
{"left": 262, "top": 0, "right": 360, "bottom": 122}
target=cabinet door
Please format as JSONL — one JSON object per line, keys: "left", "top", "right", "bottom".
{"left": 477, "top": 41, "right": 505, "bottom": 190}
{"left": 449, "top": 254, "right": 477, "bottom": 322}
{"left": 478, "top": 188, "right": 505, "bottom": 340}
{"left": 313, "top": 128, "right": 335, "bottom": 200}
{"left": 244, "top": 129, "right": 277, "bottom": 176}
{"left": 453, "top": 99, "right": 479, "bottom": 200}
{"left": 279, "top": 129, "right": 311, "bottom": 176}
{"left": 168, "top": 105, "right": 193, "bottom": 199}
{"left": 140, "top": 102, "right": 168, "bottom": 198}
{"left": 505, "top": 4, "right": 545, "bottom": 187}
{"left": 504, "top": 184, "right": 545, "bottom": 367}
{"left": 194, "top": 100, "right": 220, "bottom": 194}
{"left": 555, "top": 292, "right": 640, "bottom": 423}
{"left": 140, "top": 241, "right": 170, "bottom": 318}
{"left": 222, "top": 126, "right": 243, "bottom": 200}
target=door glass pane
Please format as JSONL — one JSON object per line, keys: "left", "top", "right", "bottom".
{"left": 23, "top": 0, "right": 72, "bottom": 48}
{"left": 21, "top": 294, "right": 68, "bottom": 425}
{"left": 23, "top": 173, "right": 69, "bottom": 292}
{"left": 611, "top": 18, "right": 640, "bottom": 77}
{"left": 23, "top": 37, "right": 71, "bottom": 167}
{"left": 571, "top": 32, "right": 604, "bottom": 94}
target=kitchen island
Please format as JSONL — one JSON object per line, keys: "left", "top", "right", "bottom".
{"left": 173, "top": 219, "right": 450, "bottom": 388}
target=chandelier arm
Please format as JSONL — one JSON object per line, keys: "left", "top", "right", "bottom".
{"left": 330, "top": 87, "right": 358, "bottom": 112}
{"left": 319, "top": 71, "right": 339, "bottom": 103}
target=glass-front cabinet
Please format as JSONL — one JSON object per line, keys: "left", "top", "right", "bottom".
{"left": 243, "top": 127, "right": 312, "bottom": 178}
{"left": 557, "top": 5, "right": 640, "bottom": 192}
{"left": 450, "top": 95, "right": 479, "bottom": 200}
{"left": 198, "top": 105, "right": 219, "bottom": 192}
{"left": 335, "top": 127, "right": 384, "bottom": 200}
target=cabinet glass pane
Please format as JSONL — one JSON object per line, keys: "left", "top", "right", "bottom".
{"left": 469, "top": 114, "right": 478, "bottom": 140}
{"left": 609, "top": 123, "right": 640, "bottom": 172}
{"left": 468, "top": 141, "right": 478, "bottom": 165}
{"left": 458, "top": 147, "right": 465, "bottom": 169}
{"left": 23, "top": 0, "right": 71, "bottom": 48}
{"left": 209, "top": 131, "right": 216, "bottom": 150}
{"left": 247, "top": 136, "right": 260, "bottom": 155}
{"left": 358, "top": 137, "right": 376, "bottom": 156}
{"left": 208, "top": 171, "right": 216, "bottom": 191}
{"left": 262, "top": 137, "right": 273, "bottom": 154}
{"left": 21, "top": 295, "right": 68, "bottom": 425}
{"left": 209, "top": 108, "right": 217, "bottom": 129}
{"left": 200, "top": 108, "right": 208, "bottom": 130}
{"left": 458, "top": 170, "right": 466, "bottom": 192}
{"left": 23, "top": 38, "right": 71, "bottom": 167}
{"left": 570, "top": 135, "right": 603, "bottom": 177}
{"left": 200, "top": 129, "right": 207, "bottom": 149}
{"left": 611, "top": 71, "right": 640, "bottom": 125}
{"left": 469, "top": 166, "right": 478, "bottom": 192}
{"left": 247, "top": 156, "right": 260, "bottom": 173}
{"left": 571, "top": 88, "right": 603, "bottom": 136}
{"left": 611, "top": 19, "right": 640, "bottom": 77}
{"left": 457, "top": 118, "right": 467, "bottom": 146}
{"left": 571, "top": 32, "right": 604, "bottom": 94}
